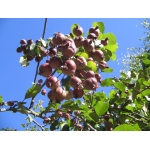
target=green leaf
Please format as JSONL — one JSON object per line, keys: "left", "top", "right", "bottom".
{"left": 105, "top": 44, "right": 118, "bottom": 53}
{"left": 125, "top": 105, "right": 134, "bottom": 112}
{"left": 61, "top": 123, "right": 70, "bottom": 131}
{"left": 143, "top": 81, "right": 150, "bottom": 86}
{"left": 44, "top": 103, "right": 60, "bottom": 113}
{"left": 57, "top": 69, "right": 62, "bottom": 74}
{"left": 50, "top": 120, "right": 59, "bottom": 131}
{"left": 24, "top": 84, "right": 41, "bottom": 99}
{"left": 30, "top": 43, "right": 36, "bottom": 51}
{"left": 18, "top": 103, "right": 28, "bottom": 115}
{"left": 61, "top": 76, "right": 71, "bottom": 91}
{"left": 142, "top": 89, "right": 150, "bottom": 96}
{"left": 100, "top": 78, "right": 113, "bottom": 87}
{"left": 93, "top": 92, "right": 106, "bottom": 101}
{"left": 0, "top": 95, "right": 3, "bottom": 103}
{"left": 133, "top": 123, "right": 141, "bottom": 131}
{"left": 113, "top": 124, "right": 138, "bottom": 131}
{"left": 102, "top": 68, "right": 113, "bottom": 73}
{"left": 75, "top": 52, "right": 88, "bottom": 60}
{"left": 86, "top": 61, "right": 97, "bottom": 72}
{"left": 26, "top": 115, "right": 33, "bottom": 123}
{"left": 120, "top": 72, "right": 127, "bottom": 78}
{"left": 92, "top": 22, "right": 105, "bottom": 33}
{"left": 94, "top": 101, "right": 109, "bottom": 116}
{"left": 109, "top": 90, "right": 116, "bottom": 99}
{"left": 142, "top": 59, "right": 150, "bottom": 65}
{"left": 76, "top": 100, "right": 81, "bottom": 105}
{"left": 102, "top": 33, "right": 117, "bottom": 45}
{"left": 113, "top": 82, "right": 126, "bottom": 92}
{"left": 62, "top": 100, "right": 74, "bottom": 109}
{"left": 88, "top": 112, "right": 99, "bottom": 122}
{"left": 110, "top": 53, "right": 116, "bottom": 61}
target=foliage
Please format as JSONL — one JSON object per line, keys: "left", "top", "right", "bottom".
{"left": 1, "top": 19, "right": 150, "bottom": 131}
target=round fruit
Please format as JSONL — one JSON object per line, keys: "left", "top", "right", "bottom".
{"left": 49, "top": 56, "right": 62, "bottom": 69}
{"left": 89, "top": 26, "right": 100, "bottom": 37}
{"left": 74, "top": 110, "right": 81, "bottom": 115}
{"left": 85, "top": 70, "right": 95, "bottom": 79}
{"left": 73, "top": 26, "right": 83, "bottom": 37}
{"left": 101, "top": 38, "right": 109, "bottom": 46}
{"left": 91, "top": 50, "right": 104, "bottom": 62}
{"left": 84, "top": 77, "right": 98, "bottom": 90}
{"left": 70, "top": 76, "right": 82, "bottom": 89}
{"left": 83, "top": 39, "right": 95, "bottom": 53}
{"left": 20, "top": 39, "right": 27, "bottom": 45}
{"left": 64, "top": 113, "right": 70, "bottom": 119}
{"left": 73, "top": 88, "right": 84, "bottom": 98}
{"left": 48, "top": 48, "right": 57, "bottom": 57}
{"left": 16, "top": 47, "right": 22, "bottom": 53}
{"left": 99, "top": 61, "right": 108, "bottom": 70}
{"left": 74, "top": 56, "right": 87, "bottom": 70}
{"left": 61, "top": 59, "right": 76, "bottom": 76}
{"left": 41, "top": 89, "right": 46, "bottom": 95}
{"left": 65, "top": 90, "right": 74, "bottom": 99}
{"left": 52, "top": 32, "right": 65, "bottom": 46}
{"left": 76, "top": 124, "right": 82, "bottom": 130}
{"left": 95, "top": 73, "right": 102, "bottom": 82}
{"left": 87, "top": 33, "right": 97, "bottom": 40}
{"left": 57, "top": 111, "right": 63, "bottom": 117}
{"left": 46, "top": 76, "right": 60, "bottom": 89}
{"left": 61, "top": 41, "right": 77, "bottom": 58}
{"left": 27, "top": 39, "right": 34, "bottom": 45}
{"left": 39, "top": 63, "right": 52, "bottom": 77}
{"left": 74, "top": 36, "right": 84, "bottom": 48}
{"left": 7, "top": 101, "right": 14, "bottom": 107}
{"left": 43, "top": 118, "right": 50, "bottom": 124}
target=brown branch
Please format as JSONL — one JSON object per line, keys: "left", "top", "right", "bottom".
{"left": 29, "top": 18, "right": 48, "bottom": 110}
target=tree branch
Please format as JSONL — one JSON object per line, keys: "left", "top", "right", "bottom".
{"left": 32, "top": 119, "right": 45, "bottom": 131}
{"left": 29, "top": 18, "right": 48, "bottom": 110}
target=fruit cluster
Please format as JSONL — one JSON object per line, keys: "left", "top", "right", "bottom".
{"left": 17, "top": 24, "right": 109, "bottom": 103}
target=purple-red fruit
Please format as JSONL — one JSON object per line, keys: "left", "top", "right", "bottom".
{"left": 41, "top": 89, "right": 46, "bottom": 95}
{"left": 46, "top": 76, "right": 60, "bottom": 89}
{"left": 84, "top": 77, "right": 98, "bottom": 90}
{"left": 39, "top": 63, "right": 52, "bottom": 77}
{"left": 73, "top": 26, "right": 83, "bottom": 37}
{"left": 52, "top": 32, "right": 65, "bottom": 46}
{"left": 74, "top": 56, "right": 87, "bottom": 70}
{"left": 70, "top": 76, "right": 82, "bottom": 89}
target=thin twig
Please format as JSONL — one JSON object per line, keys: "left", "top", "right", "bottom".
{"left": 33, "top": 119, "right": 45, "bottom": 131}
{"left": 29, "top": 18, "right": 48, "bottom": 109}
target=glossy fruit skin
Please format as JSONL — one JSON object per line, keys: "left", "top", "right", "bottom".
{"left": 74, "top": 110, "right": 81, "bottom": 115}
{"left": 43, "top": 118, "right": 50, "bottom": 124}
{"left": 70, "top": 76, "right": 82, "bottom": 89}
{"left": 39, "top": 63, "right": 52, "bottom": 77}
{"left": 7, "top": 101, "right": 14, "bottom": 107}
{"left": 48, "top": 48, "right": 57, "bottom": 57}
{"left": 73, "top": 26, "right": 83, "bottom": 37}
{"left": 89, "top": 26, "right": 100, "bottom": 37}
{"left": 75, "top": 56, "right": 87, "bottom": 70}
{"left": 73, "top": 88, "right": 84, "bottom": 98}
{"left": 16, "top": 47, "right": 23, "bottom": 53}
{"left": 46, "top": 76, "right": 60, "bottom": 89}
{"left": 85, "top": 70, "right": 95, "bottom": 79}
{"left": 95, "top": 73, "right": 102, "bottom": 82}
{"left": 74, "top": 69, "right": 87, "bottom": 78}
{"left": 61, "top": 41, "right": 77, "bottom": 58}
{"left": 64, "top": 113, "right": 70, "bottom": 119}
{"left": 91, "top": 50, "right": 104, "bottom": 62}
{"left": 74, "top": 36, "right": 84, "bottom": 48}
{"left": 27, "top": 39, "right": 34, "bottom": 45}
{"left": 20, "top": 39, "right": 27, "bottom": 45}
{"left": 41, "top": 89, "right": 46, "bottom": 95}
{"left": 83, "top": 39, "right": 95, "bottom": 53}
{"left": 76, "top": 124, "right": 82, "bottom": 130}
{"left": 99, "top": 61, "right": 108, "bottom": 70}
{"left": 84, "top": 77, "right": 98, "bottom": 90}
{"left": 49, "top": 57, "right": 62, "bottom": 69}
{"left": 52, "top": 32, "right": 65, "bottom": 46}
{"left": 47, "top": 87, "right": 67, "bottom": 103}
{"left": 101, "top": 38, "right": 109, "bottom": 46}
{"left": 87, "top": 33, "right": 97, "bottom": 40}
{"left": 61, "top": 59, "right": 76, "bottom": 76}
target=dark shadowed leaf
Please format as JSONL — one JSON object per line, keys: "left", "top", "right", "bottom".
{"left": 61, "top": 124, "right": 70, "bottom": 131}
{"left": 50, "top": 120, "right": 59, "bottom": 131}
{"left": 61, "top": 76, "right": 71, "bottom": 91}
{"left": 62, "top": 100, "right": 74, "bottom": 109}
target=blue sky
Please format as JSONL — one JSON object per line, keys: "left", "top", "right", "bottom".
{"left": 0, "top": 18, "right": 145, "bottom": 130}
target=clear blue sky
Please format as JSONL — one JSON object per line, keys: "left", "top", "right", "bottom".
{"left": 0, "top": 18, "right": 145, "bottom": 130}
